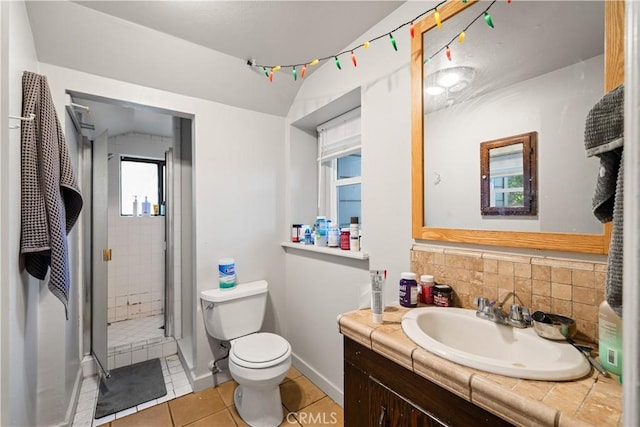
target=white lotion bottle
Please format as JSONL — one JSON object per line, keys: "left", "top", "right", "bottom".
{"left": 369, "top": 270, "right": 386, "bottom": 324}
{"left": 132, "top": 195, "right": 138, "bottom": 217}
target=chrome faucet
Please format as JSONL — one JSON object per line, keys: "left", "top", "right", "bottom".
{"left": 474, "top": 292, "right": 531, "bottom": 328}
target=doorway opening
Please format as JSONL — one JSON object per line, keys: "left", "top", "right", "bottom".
{"left": 66, "top": 91, "right": 194, "bottom": 378}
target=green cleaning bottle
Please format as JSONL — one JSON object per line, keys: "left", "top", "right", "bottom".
{"left": 598, "top": 300, "right": 622, "bottom": 377}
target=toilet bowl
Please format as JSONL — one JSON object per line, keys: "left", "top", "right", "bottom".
{"left": 200, "top": 280, "right": 292, "bottom": 427}
{"left": 229, "top": 332, "right": 292, "bottom": 427}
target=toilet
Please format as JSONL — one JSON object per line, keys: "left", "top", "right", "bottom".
{"left": 200, "top": 280, "right": 291, "bottom": 427}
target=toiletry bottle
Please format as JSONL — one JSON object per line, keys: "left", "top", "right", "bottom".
{"left": 419, "top": 275, "right": 434, "bottom": 304}
{"left": 369, "top": 270, "right": 386, "bottom": 324}
{"left": 132, "top": 195, "right": 138, "bottom": 217}
{"left": 142, "top": 196, "right": 151, "bottom": 216}
{"left": 328, "top": 222, "right": 340, "bottom": 247}
{"left": 349, "top": 216, "right": 360, "bottom": 251}
{"left": 399, "top": 272, "right": 418, "bottom": 308}
{"left": 599, "top": 300, "right": 622, "bottom": 377}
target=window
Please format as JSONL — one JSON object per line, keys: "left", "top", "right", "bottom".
{"left": 120, "top": 156, "right": 166, "bottom": 216}
{"left": 318, "top": 108, "right": 361, "bottom": 229}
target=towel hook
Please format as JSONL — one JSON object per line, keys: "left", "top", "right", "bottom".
{"left": 8, "top": 113, "right": 35, "bottom": 129}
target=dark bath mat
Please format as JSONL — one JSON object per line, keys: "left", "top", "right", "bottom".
{"left": 95, "top": 358, "right": 167, "bottom": 419}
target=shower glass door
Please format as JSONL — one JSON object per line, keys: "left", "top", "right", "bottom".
{"left": 92, "top": 130, "right": 110, "bottom": 377}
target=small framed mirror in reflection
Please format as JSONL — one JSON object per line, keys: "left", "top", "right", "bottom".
{"left": 480, "top": 131, "right": 537, "bottom": 216}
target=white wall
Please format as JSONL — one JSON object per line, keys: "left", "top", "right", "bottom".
{"left": 38, "top": 62, "right": 286, "bottom": 389}
{"left": 107, "top": 133, "right": 172, "bottom": 324}
{"left": 424, "top": 55, "right": 604, "bottom": 233}
{"left": 2, "top": 2, "right": 83, "bottom": 426}
{"left": 4, "top": 2, "right": 39, "bottom": 426}
{"left": 285, "top": 1, "right": 429, "bottom": 404}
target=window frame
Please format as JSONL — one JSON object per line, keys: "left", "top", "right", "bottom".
{"left": 328, "top": 154, "right": 362, "bottom": 228}
{"left": 120, "top": 155, "right": 166, "bottom": 216}
{"left": 317, "top": 108, "right": 362, "bottom": 229}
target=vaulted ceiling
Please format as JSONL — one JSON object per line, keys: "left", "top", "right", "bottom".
{"left": 25, "top": 1, "right": 405, "bottom": 117}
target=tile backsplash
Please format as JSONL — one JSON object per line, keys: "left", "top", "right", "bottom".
{"left": 410, "top": 245, "right": 606, "bottom": 343}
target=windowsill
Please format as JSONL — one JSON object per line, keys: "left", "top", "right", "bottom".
{"left": 281, "top": 242, "right": 369, "bottom": 260}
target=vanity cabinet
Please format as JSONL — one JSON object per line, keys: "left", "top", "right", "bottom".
{"left": 344, "top": 337, "right": 513, "bottom": 427}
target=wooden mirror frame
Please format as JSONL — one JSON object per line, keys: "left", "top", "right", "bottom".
{"left": 411, "top": 0, "right": 624, "bottom": 254}
{"left": 480, "top": 132, "right": 537, "bottom": 217}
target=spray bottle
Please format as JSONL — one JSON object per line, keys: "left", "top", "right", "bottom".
{"left": 369, "top": 270, "right": 386, "bottom": 324}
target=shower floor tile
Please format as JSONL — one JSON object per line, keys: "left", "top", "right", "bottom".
{"left": 108, "top": 315, "right": 165, "bottom": 351}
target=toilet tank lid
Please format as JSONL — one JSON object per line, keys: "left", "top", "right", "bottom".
{"left": 200, "top": 280, "right": 268, "bottom": 303}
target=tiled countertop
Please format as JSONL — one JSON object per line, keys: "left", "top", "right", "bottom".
{"left": 338, "top": 306, "right": 622, "bottom": 427}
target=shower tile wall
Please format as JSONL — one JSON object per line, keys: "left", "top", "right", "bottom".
{"left": 107, "top": 132, "right": 173, "bottom": 323}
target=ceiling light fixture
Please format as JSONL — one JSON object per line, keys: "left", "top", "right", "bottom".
{"left": 425, "top": 86, "right": 445, "bottom": 95}
{"left": 424, "top": 66, "right": 476, "bottom": 97}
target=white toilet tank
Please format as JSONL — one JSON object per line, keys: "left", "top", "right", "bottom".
{"left": 200, "top": 280, "right": 268, "bottom": 340}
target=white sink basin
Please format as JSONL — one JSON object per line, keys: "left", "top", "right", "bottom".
{"left": 401, "top": 307, "right": 590, "bottom": 381}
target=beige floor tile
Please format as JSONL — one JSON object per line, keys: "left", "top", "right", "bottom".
{"left": 184, "top": 408, "right": 236, "bottom": 427}
{"left": 215, "top": 380, "right": 237, "bottom": 407}
{"left": 111, "top": 403, "right": 173, "bottom": 427}
{"left": 280, "top": 376, "right": 326, "bottom": 412}
{"left": 228, "top": 404, "right": 249, "bottom": 427}
{"left": 229, "top": 403, "right": 295, "bottom": 426}
{"left": 295, "top": 397, "right": 344, "bottom": 427}
{"left": 168, "top": 387, "right": 226, "bottom": 426}
{"left": 284, "top": 366, "right": 303, "bottom": 383}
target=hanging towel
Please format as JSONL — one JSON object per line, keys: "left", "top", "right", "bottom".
{"left": 584, "top": 84, "right": 624, "bottom": 318}
{"left": 20, "top": 71, "right": 83, "bottom": 318}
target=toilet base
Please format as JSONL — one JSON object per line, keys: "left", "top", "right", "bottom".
{"left": 234, "top": 384, "right": 284, "bottom": 427}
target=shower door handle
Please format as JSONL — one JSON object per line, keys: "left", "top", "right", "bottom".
{"left": 102, "top": 248, "right": 112, "bottom": 262}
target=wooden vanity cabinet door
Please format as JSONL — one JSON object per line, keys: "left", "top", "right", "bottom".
{"left": 369, "top": 376, "right": 447, "bottom": 427}
{"left": 344, "top": 337, "right": 514, "bottom": 427}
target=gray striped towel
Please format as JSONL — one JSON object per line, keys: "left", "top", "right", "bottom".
{"left": 20, "top": 71, "right": 83, "bottom": 318}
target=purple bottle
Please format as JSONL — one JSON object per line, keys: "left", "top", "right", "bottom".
{"left": 399, "top": 272, "right": 418, "bottom": 308}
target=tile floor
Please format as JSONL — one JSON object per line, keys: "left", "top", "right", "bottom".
{"left": 75, "top": 363, "right": 343, "bottom": 427}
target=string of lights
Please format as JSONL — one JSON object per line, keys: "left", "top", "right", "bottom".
{"left": 248, "top": 0, "right": 507, "bottom": 82}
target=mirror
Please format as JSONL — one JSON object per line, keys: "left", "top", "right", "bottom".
{"left": 411, "top": 0, "right": 623, "bottom": 254}
{"left": 480, "top": 132, "right": 537, "bottom": 216}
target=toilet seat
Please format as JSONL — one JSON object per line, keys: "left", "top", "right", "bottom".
{"left": 231, "top": 333, "right": 291, "bottom": 369}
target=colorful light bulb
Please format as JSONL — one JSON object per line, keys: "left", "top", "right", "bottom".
{"left": 334, "top": 56, "right": 342, "bottom": 70}
{"left": 269, "top": 70, "right": 274, "bottom": 82}
{"left": 262, "top": 67, "right": 269, "bottom": 78}
{"left": 462, "top": 0, "right": 467, "bottom": 3}
{"left": 273, "top": 65, "right": 281, "bottom": 72}
{"left": 484, "top": 12, "right": 494, "bottom": 28}
{"left": 435, "top": 10, "right": 442, "bottom": 28}
{"left": 458, "top": 31, "right": 466, "bottom": 43}
{"left": 292, "top": 66, "right": 297, "bottom": 81}
{"left": 389, "top": 33, "right": 398, "bottom": 51}
{"left": 301, "top": 64, "right": 307, "bottom": 78}
{"left": 445, "top": 45, "right": 452, "bottom": 61}
{"left": 410, "top": 22, "right": 415, "bottom": 39}
{"left": 363, "top": 41, "right": 370, "bottom": 49}
{"left": 310, "top": 59, "right": 319, "bottom": 66}
{"left": 351, "top": 51, "right": 357, "bottom": 67}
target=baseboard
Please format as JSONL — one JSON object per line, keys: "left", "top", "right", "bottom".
{"left": 191, "top": 370, "right": 232, "bottom": 392}
{"left": 291, "top": 353, "right": 344, "bottom": 407}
